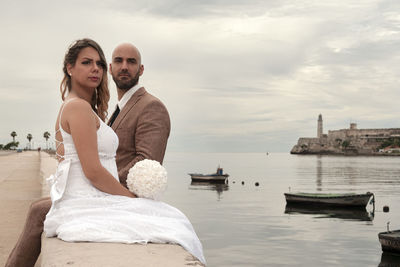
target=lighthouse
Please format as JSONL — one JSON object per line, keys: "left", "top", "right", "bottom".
{"left": 317, "top": 114, "right": 323, "bottom": 138}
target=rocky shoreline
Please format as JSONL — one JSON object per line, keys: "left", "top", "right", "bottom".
{"left": 290, "top": 150, "right": 400, "bottom": 156}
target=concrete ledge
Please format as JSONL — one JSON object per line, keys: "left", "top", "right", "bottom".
{"left": 41, "top": 239, "right": 203, "bottom": 267}
{"left": 39, "top": 152, "right": 204, "bottom": 266}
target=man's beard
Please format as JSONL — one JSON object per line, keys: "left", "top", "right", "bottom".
{"left": 113, "top": 69, "right": 140, "bottom": 91}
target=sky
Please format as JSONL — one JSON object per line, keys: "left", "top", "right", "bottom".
{"left": 1, "top": 0, "right": 400, "bottom": 152}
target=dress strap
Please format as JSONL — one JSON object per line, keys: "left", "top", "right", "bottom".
{"left": 55, "top": 98, "right": 79, "bottom": 161}
{"left": 58, "top": 98, "right": 78, "bottom": 131}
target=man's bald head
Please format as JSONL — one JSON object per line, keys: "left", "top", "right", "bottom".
{"left": 110, "top": 43, "right": 144, "bottom": 93}
{"left": 112, "top": 43, "right": 142, "bottom": 65}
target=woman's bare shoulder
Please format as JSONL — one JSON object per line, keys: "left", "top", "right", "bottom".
{"left": 64, "top": 98, "right": 91, "bottom": 110}
{"left": 61, "top": 98, "right": 95, "bottom": 125}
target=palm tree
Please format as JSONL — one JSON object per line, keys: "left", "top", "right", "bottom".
{"left": 43, "top": 131, "right": 51, "bottom": 149}
{"left": 10, "top": 131, "right": 17, "bottom": 142}
{"left": 27, "top": 134, "right": 33, "bottom": 149}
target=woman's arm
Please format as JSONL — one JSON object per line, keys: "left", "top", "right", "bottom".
{"left": 62, "top": 99, "right": 136, "bottom": 198}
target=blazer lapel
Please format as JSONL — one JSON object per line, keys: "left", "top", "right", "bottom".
{"left": 111, "top": 87, "right": 146, "bottom": 130}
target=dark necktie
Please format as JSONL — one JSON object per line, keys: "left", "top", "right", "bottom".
{"left": 109, "top": 106, "right": 120, "bottom": 127}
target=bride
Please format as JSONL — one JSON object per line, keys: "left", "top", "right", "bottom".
{"left": 43, "top": 39, "right": 205, "bottom": 265}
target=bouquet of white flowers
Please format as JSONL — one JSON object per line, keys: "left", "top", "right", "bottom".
{"left": 126, "top": 159, "right": 167, "bottom": 200}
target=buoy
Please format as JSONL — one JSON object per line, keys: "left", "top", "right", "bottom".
{"left": 241, "top": 181, "right": 244, "bottom": 185}
{"left": 383, "top": 206, "right": 390, "bottom": 213}
{"left": 255, "top": 182, "right": 259, "bottom": 186}
{"left": 232, "top": 181, "right": 235, "bottom": 184}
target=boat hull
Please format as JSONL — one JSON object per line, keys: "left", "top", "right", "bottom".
{"left": 284, "top": 192, "right": 373, "bottom": 208}
{"left": 189, "top": 174, "right": 229, "bottom": 183}
{"left": 379, "top": 230, "right": 400, "bottom": 254}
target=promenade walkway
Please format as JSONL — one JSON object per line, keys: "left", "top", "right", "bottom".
{"left": 0, "top": 151, "right": 42, "bottom": 266}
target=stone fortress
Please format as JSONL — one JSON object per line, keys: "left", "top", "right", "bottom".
{"left": 290, "top": 114, "right": 400, "bottom": 155}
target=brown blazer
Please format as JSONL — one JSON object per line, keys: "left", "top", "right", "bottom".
{"left": 109, "top": 87, "right": 170, "bottom": 187}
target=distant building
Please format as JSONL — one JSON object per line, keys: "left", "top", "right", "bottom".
{"left": 291, "top": 115, "right": 400, "bottom": 155}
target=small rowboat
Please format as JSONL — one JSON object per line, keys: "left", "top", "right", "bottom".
{"left": 379, "top": 223, "right": 400, "bottom": 255}
{"left": 284, "top": 192, "right": 374, "bottom": 208}
{"left": 189, "top": 167, "right": 229, "bottom": 183}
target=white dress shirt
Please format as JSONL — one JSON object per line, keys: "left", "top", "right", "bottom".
{"left": 118, "top": 83, "right": 142, "bottom": 111}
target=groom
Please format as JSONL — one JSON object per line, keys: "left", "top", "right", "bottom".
{"left": 108, "top": 43, "right": 170, "bottom": 187}
{"left": 5, "top": 43, "right": 170, "bottom": 267}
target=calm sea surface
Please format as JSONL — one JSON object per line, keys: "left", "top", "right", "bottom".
{"left": 162, "top": 152, "right": 400, "bottom": 267}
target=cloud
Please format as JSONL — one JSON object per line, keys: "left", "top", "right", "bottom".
{"left": 101, "top": 0, "right": 284, "bottom": 18}
{"left": 1, "top": 0, "right": 400, "bottom": 152}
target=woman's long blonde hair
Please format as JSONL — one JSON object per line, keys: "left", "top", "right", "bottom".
{"left": 60, "top": 38, "right": 109, "bottom": 121}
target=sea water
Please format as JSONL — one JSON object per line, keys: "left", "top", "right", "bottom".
{"left": 162, "top": 152, "right": 400, "bottom": 267}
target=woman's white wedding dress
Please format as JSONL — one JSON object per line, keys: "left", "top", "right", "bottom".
{"left": 43, "top": 104, "right": 206, "bottom": 265}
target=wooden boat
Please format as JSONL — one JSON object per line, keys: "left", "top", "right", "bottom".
{"left": 284, "top": 192, "right": 374, "bottom": 208}
{"left": 189, "top": 167, "right": 229, "bottom": 183}
{"left": 379, "top": 229, "right": 400, "bottom": 255}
